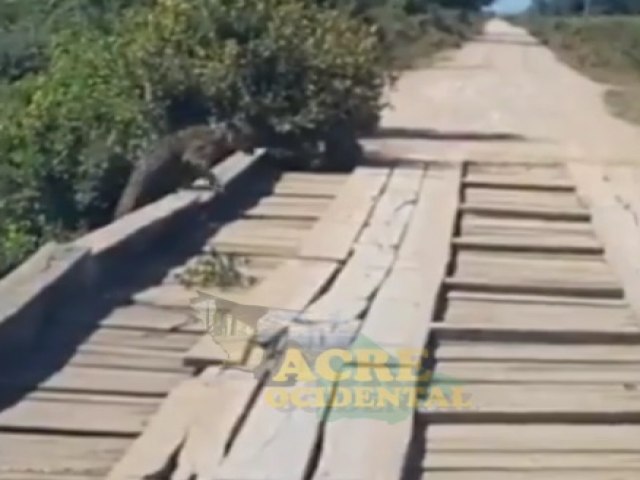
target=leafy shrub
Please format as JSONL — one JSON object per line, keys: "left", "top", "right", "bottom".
{"left": 0, "top": 0, "right": 388, "bottom": 274}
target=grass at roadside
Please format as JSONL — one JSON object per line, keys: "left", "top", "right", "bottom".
{"left": 521, "top": 15, "right": 640, "bottom": 125}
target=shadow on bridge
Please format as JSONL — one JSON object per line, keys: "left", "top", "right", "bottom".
{"left": 368, "top": 127, "right": 529, "bottom": 142}
{"left": 0, "top": 160, "right": 283, "bottom": 414}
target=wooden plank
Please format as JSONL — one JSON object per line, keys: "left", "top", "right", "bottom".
{"left": 84, "top": 327, "right": 199, "bottom": 352}
{"left": 452, "top": 236, "right": 603, "bottom": 254}
{"left": 446, "top": 290, "right": 628, "bottom": 307}
{"left": 359, "top": 163, "right": 461, "bottom": 350}
{"left": 434, "top": 360, "right": 640, "bottom": 384}
{"left": 420, "top": 471, "right": 640, "bottom": 480}
{"left": 189, "top": 166, "right": 421, "bottom": 480}
{"left": 417, "top": 383, "right": 640, "bottom": 422}
{"left": 244, "top": 203, "right": 325, "bottom": 221}
{"left": 444, "top": 276, "right": 624, "bottom": 298}
{"left": 425, "top": 424, "right": 640, "bottom": 451}
{"left": 465, "top": 163, "right": 568, "bottom": 180}
{"left": 443, "top": 297, "right": 638, "bottom": 331}
{"left": 423, "top": 452, "right": 640, "bottom": 470}
{"left": 107, "top": 369, "right": 235, "bottom": 480}
{"left": 0, "top": 433, "right": 128, "bottom": 478}
{"left": 301, "top": 246, "right": 394, "bottom": 321}
{"left": 184, "top": 259, "right": 338, "bottom": 368}
{"left": 569, "top": 163, "right": 640, "bottom": 319}
{"left": 192, "top": 254, "right": 370, "bottom": 480}
{"left": 314, "top": 164, "right": 462, "bottom": 480}
{"left": 0, "top": 392, "right": 156, "bottom": 436}
{"left": 249, "top": 259, "right": 339, "bottom": 310}
{"left": 98, "top": 305, "right": 201, "bottom": 333}
{"left": 278, "top": 172, "right": 347, "bottom": 184}
{"left": 1, "top": 366, "right": 184, "bottom": 397}
{"left": 450, "top": 257, "right": 618, "bottom": 285}
{"left": 458, "top": 215, "right": 597, "bottom": 247}
{"left": 210, "top": 238, "right": 299, "bottom": 258}
{"left": 303, "top": 167, "right": 424, "bottom": 321}
{"left": 463, "top": 175, "right": 575, "bottom": 191}
{"left": 172, "top": 368, "right": 263, "bottom": 480}
{"left": 463, "top": 188, "right": 583, "bottom": 210}
{"left": 299, "top": 167, "right": 390, "bottom": 261}
{"left": 274, "top": 183, "right": 342, "bottom": 198}
{"left": 435, "top": 340, "right": 640, "bottom": 363}
{"left": 212, "top": 221, "right": 310, "bottom": 240}
{"left": 70, "top": 344, "right": 187, "bottom": 373}
{"left": 207, "top": 381, "right": 322, "bottom": 480}
{"left": 0, "top": 473, "right": 103, "bottom": 480}
{"left": 430, "top": 321, "right": 640, "bottom": 343}
{"left": 459, "top": 203, "right": 590, "bottom": 221}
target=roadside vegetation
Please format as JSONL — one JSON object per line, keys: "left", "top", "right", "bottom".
{"left": 0, "top": 0, "right": 485, "bottom": 276}
{"left": 517, "top": 9, "right": 640, "bottom": 128}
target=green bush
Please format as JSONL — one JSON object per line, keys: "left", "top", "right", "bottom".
{"left": 0, "top": 0, "right": 388, "bottom": 274}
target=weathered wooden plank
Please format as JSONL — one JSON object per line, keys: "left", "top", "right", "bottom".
{"left": 0, "top": 392, "right": 156, "bottom": 436}
{"left": 463, "top": 188, "right": 583, "bottom": 210}
{"left": 424, "top": 424, "right": 640, "bottom": 451}
{"left": 314, "top": 164, "right": 462, "bottom": 480}
{"left": 0, "top": 473, "right": 102, "bottom": 480}
{"left": 193, "top": 256, "right": 367, "bottom": 479}
{"left": 208, "top": 381, "right": 322, "bottom": 480}
{"left": 459, "top": 215, "right": 595, "bottom": 238}
{"left": 463, "top": 175, "right": 575, "bottom": 191}
{"left": 70, "top": 344, "right": 187, "bottom": 373}
{"left": 444, "top": 276, "right": 624, "bottom": 298}
{"left": 244, "top": 203, "right": 325, "bottom": 221}
{"left": 2, "top": 366, "right": 183, "bottom": 397}
{"left": 465, "top": 163, "right": 568, "bottom": 180}
{"left": 434, "top": 360, "right": 640, "bottom": 384}
{"left": 0, "top": 433, "right": 128, "bottom": 478}
{"left": 274, "top": 183, "right": 343, "bottom": 198}
{"left": 303, "top": 167, "right": 424, "bottom": 321}
{"left": 84, "top": 327, "right": 199, "bottom": 352}
{"left": 435, "top": 340, "right": 640, "bottom": 363}
{"left": 278, "top": 172, "right": 347, "bottom": 184}
{"left": 454, "top": 250, "right": 614, "bottom": 278}
{"left": 446, "top": 290, "right": 628, "bottom": 307}
{"left": 249, "top": 259, "right": 339, "bottom": 310}
{"left": 443, "top": 296, "right": 638, "bottom": 330}
{"left": 417, "top": 383, "right": 640, "bottom": 422}
{"left": 459, "top": 203, "right": 590, "bottom": 221}
{"left": 188, "top": 166, "right": 422, "bottom": 480}
{"left": 210, "top": 238, "right": 299, "bottom": 258}
{"left": 452, "top": 236, "right": 603, "bottom": 254}
{"left": 430, "top": 321, "right": 640, "bottom": 343}
{"left": 423, "top": 452, "right": 640, "bottom": 470}
{"left": 107, "top": 370, "right": 221, "bottom": 480}
{"left": 419, "top": 471, "right": 640, "bottom": 480}
{"left": 172, "top": 368, "right": 266, "bottom": 480}
{"left": 184, "top": 259, "right": 338, "bottom": 368}
{"left": 299, "top": 167, "right": 390, "bottom": 261}
{"left": 98, "top": 305, "right": 201, "bottom": 333}
{"left": 182, "top": 334, "right": 259, "bottom": 367}
{"left": 359, "top": 163, "right": 461, "bottom": 350}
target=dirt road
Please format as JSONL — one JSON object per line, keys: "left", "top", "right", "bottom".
{"left": 367, "top": 19, "right": 640, "bottom": 165}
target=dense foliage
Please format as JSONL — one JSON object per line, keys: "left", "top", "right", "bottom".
{"left": 0, "top": 0, "right": 482, "bottom": 275}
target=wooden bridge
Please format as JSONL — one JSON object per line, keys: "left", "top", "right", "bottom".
{"left": 1, "top": 154, "right": 640, "bottom": 479}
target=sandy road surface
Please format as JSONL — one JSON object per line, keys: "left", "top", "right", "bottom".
{"left": 366, "top": 19, "right": 640, "bottom": 165}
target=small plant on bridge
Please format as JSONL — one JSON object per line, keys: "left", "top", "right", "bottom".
{"left": 176, "top": 251, "right": 257, "bottom": 290}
